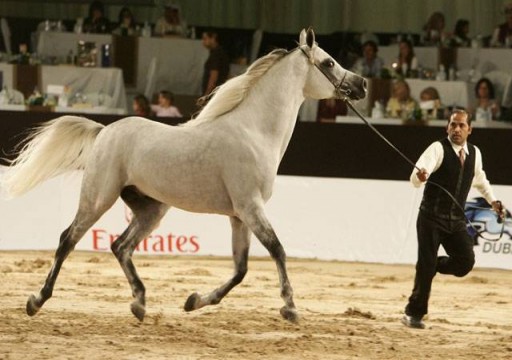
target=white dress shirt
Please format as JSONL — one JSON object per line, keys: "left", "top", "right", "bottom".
{"left": 410, "top": 137, "right": 497, "bottom": 204}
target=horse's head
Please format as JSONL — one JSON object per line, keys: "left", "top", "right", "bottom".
{"left": 299, "top": 28, "right": 367, "bottom": 101}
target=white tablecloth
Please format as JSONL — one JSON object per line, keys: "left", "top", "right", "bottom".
{"left": 36, "top": 31, "right": 112, "bottom": 66}
{"left": 407, "top": 79, "right": 473, "bottom": 108}
{"left": 457, "top": 47, "right": 512, "bottom": 74}
{"left": 36, "top": 32, "right": 209, "bottom": 96}
{"left": 378, "top": 46, "right": 438, "bottom": 70}
{"left": 136, "top": 37, "right": 208, "bottom": 96}
{"left": 379, "top": 45, "right": 512, "bottom": 75}
{"left": 0, "top": 63, "right": 127, "bottom": 113}
{"left": 0, "top": 63, "right": 14, "bottom": 89}
{"left": 40, "top": 65, "right": 127, "bottom": 109}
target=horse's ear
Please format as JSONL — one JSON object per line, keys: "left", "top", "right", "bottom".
{"left": 306, "top": 28, "right": 315, "bottom": 48}
{"left": 299, "top": 29, "right": 307, "bottom": 46}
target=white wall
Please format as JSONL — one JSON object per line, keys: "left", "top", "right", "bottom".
{"left": 1, "top": 167, "right": 511, "bottom": 269}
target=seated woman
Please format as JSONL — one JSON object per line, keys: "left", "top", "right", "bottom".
{"left": 351, "top": 40, "right": 384, "bottom": 78}
{"left": 470, "top": 78, "right": 501, "bottom": 121}
{"left": 83, "top": 1, "right": 110, "bottom": 34}
{"left": 112, "top": 7, "right": 138, "bottom": 36}
{"left": 151, "top": 90, "right": 182, "bottom": 117}
{"left": 451, "top": 19, "right": 471, "bottom": 47}
{"left": 419, "top": 86, "right": 445, "bottom": 119}
{"left": 395, "top": 40, "right": 418, "bottom": 78}
{"left": 154, "top": 2, "right": 187, "bottom": 37}
{"left": 386, "top": 80, "right": 418, "bottom": 119}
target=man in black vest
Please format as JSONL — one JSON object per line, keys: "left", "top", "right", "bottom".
{"left": 402, "top": 109, "right": 505, "bottom": 329}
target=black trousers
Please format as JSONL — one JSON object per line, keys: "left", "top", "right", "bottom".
{"left": 405, "top": 210, "right": 475, "bottom": 317}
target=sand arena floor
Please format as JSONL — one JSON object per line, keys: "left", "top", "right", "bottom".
{"left": 1, "top": 250, "right": 512, "bottom": 359}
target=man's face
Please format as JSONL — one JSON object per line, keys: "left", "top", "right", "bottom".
{"left": 447, "top": 113, "right": 472, "bottom": 145}
{"left": 202, "top": 34, "right": 213, "bottom": 49}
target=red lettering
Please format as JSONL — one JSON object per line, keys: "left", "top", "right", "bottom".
{"left": 92, "top": 228, "right": 200, "bottom": 254}
{"left": 176, "top": 236, "right": 187, "bottom": 252}
{"left": 151, "top": 235, "right": 165, "bottom": 252}
{"left": 92, "top": 229, "right": 109, "bottom": 251}
{"left": 167, "top": 233, "right": 175, "bottom": 253}
{"left": 189, "top": 236, "right": 200, "bottom": 253}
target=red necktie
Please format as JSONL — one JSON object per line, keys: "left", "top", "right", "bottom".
{"left": 459, "top": 148, "right": 465, "bottom": 167}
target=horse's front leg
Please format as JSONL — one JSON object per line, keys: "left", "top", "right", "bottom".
{"left": 184, "top": 216, "right": 250, "bottom": 311}
{"left": 238, "top": 203, "right": 298, "bottom": 323}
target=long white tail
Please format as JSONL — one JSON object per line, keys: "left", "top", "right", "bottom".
{"left": 2, "top": 115, "right": 104, "bottom": 197}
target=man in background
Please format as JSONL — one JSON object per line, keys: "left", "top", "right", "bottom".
{"left": 201, "top": 30, "right": 230, "bottom": 97}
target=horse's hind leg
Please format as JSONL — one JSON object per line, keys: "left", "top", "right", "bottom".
{"left": 111, "top": 186, "right": 169, "bottom": 321}
{"left": 184, "top": 216, "right": 250, "bottom": 312}
{"left": 238, "top": 203, "right": 298, "bottom": 323}
{"left": 26, "top": 194, "right": 117, "bottom": 316}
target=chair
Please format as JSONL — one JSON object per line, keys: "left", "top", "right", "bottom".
{"left": 144, "top": 57, "right": 158, "bottom": 100}
{"left": 483, "top": 70, "right": 512, "bottom": 107}
{"left": 0, "top": 18, "right": 11, "bottom": 54}
{"left": 250, "top": 29, "right": 263, "bottom": 64}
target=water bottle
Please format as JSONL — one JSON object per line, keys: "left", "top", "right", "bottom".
{"left": 101, "top": 44, "right": 111, "bottom": 67}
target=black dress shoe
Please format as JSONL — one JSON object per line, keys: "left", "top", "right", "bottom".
{"left": 401, "top": 314, "right": 426, "bottom": 329}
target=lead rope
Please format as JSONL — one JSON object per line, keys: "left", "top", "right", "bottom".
{"left": 344, "top": 100, "right": 506, "bottom": 242}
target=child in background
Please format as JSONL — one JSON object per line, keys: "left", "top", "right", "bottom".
{"left": 132, "top": 94, "right": 153, "bottom": 117}
{"left": 151, "top": 90, "right": 182, "bottom": 117}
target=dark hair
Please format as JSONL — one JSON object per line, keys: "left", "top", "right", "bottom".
{"left": 449, "top": 108, "right": 472, "bottom": 126}
{"left": 88, "top": 1, "right": 105, "bottom": 18}
{"left": 454, "top": 19, "right": 469, "bottom": 39}
{"left": 117, "top": 7, "right": 135, "bottom": 26}
{"left": 398, "top": 39, "right": 415, "bottom": 73}
{"left": 362, "top": 40, "right": 378, "bottom": 53}
{"left": 475, "top": 78, "right": 496, "bottom": 99}
{"left": 133, "top": 94, "right": 151, "bottom": 116}
{"left": 159, "top": 90, "right": 174, "bottom": 103}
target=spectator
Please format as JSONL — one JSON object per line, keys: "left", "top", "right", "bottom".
{"left": 395, "top": 39, "right": 418, "bottom": 78}
{"left": 471, "top": 78, "right": 501, "bottom": 121}
{"left": 491, "top": 2, "right": 512, "bottom": 47}
{"left": 351, "top": 40, "right": 384, "bottom": 78}
{"left": 451, "top": 19, "right": 471, "bottom": 47}
{"left": 316, "top": 99, "right": 348, "bottom": 122}
{"left": 201, "top": 30, "right": 230, "bottom": 97}
{"left": 132, "top": 94, "right": 152, "bottom": 117}
{"left": 422, "top": 11, "right": 449, "bottom": 46}
{"left": 83, "top": 1, "right": 110, "bottom": 34}
{"left": 386, "top": 80, "right": 418, "bottom": 119}
{"left": 151, "top": 90, "right": 182, "bottom": 117}
{"left": 112, "top": 7, "right": 137, "bottom": 36}
{"left": 419, "top": 86, "right": 445, "bottom": 119}
{"left": 154, "top": 2, "right": 187, "bottom": 37}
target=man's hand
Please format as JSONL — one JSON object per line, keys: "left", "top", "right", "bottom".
{"left": 492, "top": 201, "right": 506, "bottom": 222}
{"left": 416, "top": 168, "right": 429, "bottom": 183}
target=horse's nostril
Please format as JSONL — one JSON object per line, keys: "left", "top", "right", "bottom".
{"left": 362, "top": 78, "right": 368, "bottom": 92}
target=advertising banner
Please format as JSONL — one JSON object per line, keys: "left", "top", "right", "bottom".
{"left": 1, "top": 167, "right": 511, "bottom": 269}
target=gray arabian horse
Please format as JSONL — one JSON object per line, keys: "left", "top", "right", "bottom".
{"left": 2, "top": 28, "right": 366, "bottom": 323}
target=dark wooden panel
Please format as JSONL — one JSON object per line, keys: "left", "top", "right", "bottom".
{"left": 1, "top": 111, "right": 511, "bottom": 186}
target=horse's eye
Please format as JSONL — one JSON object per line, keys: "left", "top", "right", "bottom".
{"left": 322, "top": 59, "right": 335, "bottom": 68}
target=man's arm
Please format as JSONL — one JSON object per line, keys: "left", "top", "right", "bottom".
{"left": 204, "top": 69, "right": 219, "bottom": 96}
{"left": 472, "top": 146, "right": 505, "bottom": 217}
{"left": 410, "top": 142, "right": 443, "bottom": 187}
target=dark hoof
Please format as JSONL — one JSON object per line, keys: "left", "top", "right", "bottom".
{"left": 130, "top": 301, "right": 145, "bottom": 322}
{"left": 280, "top": 306, "right": 299, "bottom": 323}
{"left": 26, "top": 294, "right": 40, "bottom": 317}
{"left": 184, "top": 292, "right": 201, "bottom": 312}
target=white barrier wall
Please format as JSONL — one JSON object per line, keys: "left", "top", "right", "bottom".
{"left": 1, "top": 167, "right": 511, "bottom": 269}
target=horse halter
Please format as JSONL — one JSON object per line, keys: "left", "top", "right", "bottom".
{"left": 298, "top": 45, "right": 351, "bottom": 99}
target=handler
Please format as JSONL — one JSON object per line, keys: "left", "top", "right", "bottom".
{"left": 402, "top": 109, "right": 505, "bottom": 329}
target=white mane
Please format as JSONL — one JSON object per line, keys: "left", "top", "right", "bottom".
{"left": 183, "top": 49, "right": 289, "bottom": 127}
